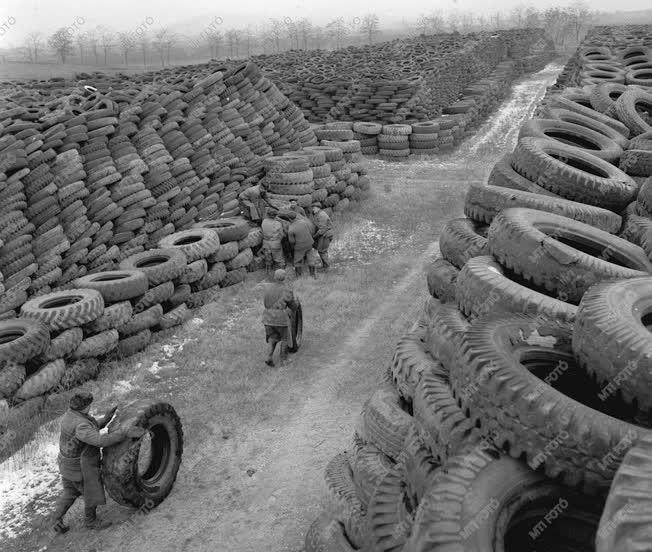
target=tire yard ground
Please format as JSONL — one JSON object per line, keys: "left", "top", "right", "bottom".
{"left": 0, "top": 62, "right": 561, "bottom": 552}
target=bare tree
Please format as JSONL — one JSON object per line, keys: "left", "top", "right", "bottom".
{"left": 312, "top": 25, "right": 324, "bottom": 49}
{"left": 460, "top": 12, "right": 474, "bottom": 33}
{"left": 244, "top": 26, "right": 253, "bottom": 57}
{"left": 76, "top": 32, "right": 86, "bottom": 63}
{"left": 524, "top": 7, "right": 541, "bottom": 28}
{"left": 138, "top": 32, "right": 149, "bottom": 66}
{"left": 207, "top": 29, "right": 223, "bottom": 59}
{"left": 153, "top": 28, "right": 169, "bottom": 66}
{"left": 269, "top": 19, "right": 283, "bottom": 53}
{"left": 326, "top": 17, "right": 348, "bottom": 49}
{"left": 225, "top": 29, "right": 239, "bottom": 57}
{"left": 283, "top": 18, "right": 299, "bottom": 50}
{"left": 570, "top": 1, "right": 593, "bottom": 42}
{"left": 511, "top": 6, "right": 525, "bottom": 28}
{"left": 118, "top": 32, "right": 135, "bottom": 64}
{"left": 448, "top": 10, "right": 462, "bottom": 32}
{"left": 360, "top": 14, "right": 380, "bottom": 44}
{"left": 297, "top": 18, "right": 312, "bottom": 50}
{"left": 98, "top": 26, "right": 113, "bottom": 64}
{"left": 48, "top": 28, "right": 74, "bottom": 63}
{"left": 86, "top": 28, "right": 99, "bottom": 63}
{"left": 25, "top": 31, "right": 42, "bottom": 63}
{"left": 416, "top": 14, "right": 430, "bottom": 35}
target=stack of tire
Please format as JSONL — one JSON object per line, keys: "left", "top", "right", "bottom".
{"left": 263, "top": 155, "right": 315, "bottom": 210}
{"left": 306, "top": 63, "right": 652, "bottom": 552}
{"left": 408, "top": 121, "right": 440, "bottom": 155}
{"left": 352, "top": 122, "right": 382, "bottom": 155}
{"left": 378, "top": 124, "right": 411, "bottom": 160}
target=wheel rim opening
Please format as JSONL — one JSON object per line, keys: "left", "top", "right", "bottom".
{"left": 634, "top": 72, "right": 652, "bottom": 80}
{"left": 552, "top": 234, "right": 638, "bottom": 268}
{"left": 517, "top": 349, "right": 644, "bottom": 424}
{"left": 548, "top": 153, "right": 608, "bottom": 177}
{"left": 0, "top": 330, "right": 25, "bottom": 344}
{"left": 173, "top": 235, "right": 202, "bottom": 245}
{"left": 502, "top": 495, "right": 598, "bottom": 552}
{"left": 136, "top": 256, "right": 169, "bottom": 268}
{"left": 544, "top": 130, "right": 600, "bottom": 151}
{"left": 608, "top": 91, "right": 623, "bottom": 100}
{"left": 138, "top": 424, "right": 171, "bottom": 488}
{"left": 635, "top": 101, "right": 652, "bottom": 119}
{"left": 503, "top": 266, "right": 578, "bottom": 305}
{"left": 641, "top": 311, "right": 652, "bottom": 331}
{"left": 624, "top": 50, "right": 644, "bottom": 59}
{"left": 573, "top": 98, "right": 593, "bottom": 108}
{"left": 92, "top": 274, "right": 130, "bottom": 282}
{"left": 40, "top": 296, "right": 83, "bottom": 308}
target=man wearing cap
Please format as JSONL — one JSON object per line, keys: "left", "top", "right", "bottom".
{"left": 288, "top": 198, "right": 307, "bottom": 218}
{"left": 261, "top": 207, "right": 285, "bottom": 275}
{"left": 262, "top": 269, "right": 298, "bottom": 366}
{"left": 238, "top": 184, "right": 270, "bottom": 222}
{"left": 287, "top": 211, "right": 317, "bottom": 278}
{"left": 311, "top": 203, "right": 333, "bottom": 271}
{"left": 52, "top": 392, "right": 146, "bottom": 533}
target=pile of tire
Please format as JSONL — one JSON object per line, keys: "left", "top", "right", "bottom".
{"left": 352, "top": 122, "right": 382, "bottom": 155}
{"left": 0, "top": 221, "right": 262, "bottom": 448}
{"left": 263, "top": 154, "right": 315, "bottom": 209}
{"left": 305, "top": 55, "right": 652, "bottom": 551}
{"left": 247, "top": 29, "right": 555, "bottom": 123}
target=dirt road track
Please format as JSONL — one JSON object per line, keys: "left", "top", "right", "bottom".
{"left": 2, "top": 63, "right": 560, "bottom": 552}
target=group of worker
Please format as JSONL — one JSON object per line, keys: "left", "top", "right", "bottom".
{"left": 240, "top": 183, "right": 334, "bottom": 278}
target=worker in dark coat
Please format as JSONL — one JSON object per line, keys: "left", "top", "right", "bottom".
{"left": 311, "top": 203, "right": 334, "bottom": 270}
{"left": 261, "top": 208, "right": 286, "bottom": 274}
{"left": 52, "top": 392, "right": 145, "bottom": 533}
{"left": 287, "top": 211, "right": 317, "bottom": 278}
{"left": 262, "top": 269, "right": 298, "bottom": 366}
{"left": 238, "top": 184, "right": 270, "bottom": 222}
{"left": 289, "top": 199, "right": 307, "bottom": 218}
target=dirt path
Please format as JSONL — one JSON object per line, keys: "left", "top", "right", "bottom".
{"left": 1, "top": 63, "right": 560, "bottom": 552}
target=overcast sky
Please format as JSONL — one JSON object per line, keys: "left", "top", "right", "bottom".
{"left": 2, "top": 0, "right": 651, "bottom": 46}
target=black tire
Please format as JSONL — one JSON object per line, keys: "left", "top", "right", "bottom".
{"left": 20, "top": 289, "right": 104, "bottom": 331}
{"left": 166, "top": 284, "right": 192, "bottom": 309}
{"left": 456, "top": 256, "right": 578, "bottom": 323}
{"left": 620, "top": 149, "right": 652, "bottom": 177}
{"left": 590, "top": 82, "right": 628, "bottom": 117}
{"left": 512, "top": 137, "right": 637, "bottom": 211}
{"left": 0, "top": 319, "right": 50, "bottom": 363}
{"left": 176, "top": 259, "right": 208, "bottom": 285}
{"left": 132, "top": 282, "right": 175, "bottom": 314}
{"left": 487, "top": 208, "right": 652, "bottom": 303}
{"left": 487, "top": 155, "right": 557, "bottom": 196}
{"left": 519, "top": 118, "right": 623, "bottom": 163}
{"left": 573, "top": 277, "right": 652, "bottom": 412}
{"left": 0, "top": 361, "right": 26, "bottom": 400}
{"left": 288, "top": 301, "right": 302, "bottom": 353}
{"left": 391, "top": 323, "right": 446, "bottom": 401}
{"left": 547, "top": 93, "right": 630, "bottom": 137}
{"left": 119, "top": 249, "right": 187, "bottom": 287}
{"left": 118, "top": 305, "right": 163, "bottom": 336}
{"left": 545, "top": 106, "right": 630, "bottom": 149}
{"left": 615, "top": 88, "right": 652, "bottom": 136}
{"left": 453, "top": 313, "right": 652, "bottom": 494}
{"left": 73, "top": 270, "right": 148, "bottom": 303}
{"left": 103, "top": 399, "right": 183, "bottom": 508}
{"left": 220, "top": 267, "right": 246, "bottom": 287}
{"left": 351, "top": 436, "right": 394, "bottom": 509}
{"left": 360, "top": 385, "right": 415, "bottom": 462}
{"left": 464, "top": 183, "right": 622, "bottom": 233}
{"left": 157, "top": 229, "right": 221, "bottom": 262}
{"left": 72, "top": 329, "right": 119, "bottom": 359}
{"left": 41, "top": 327, "right": 84, "bottom": 361}
{"left": 304, "top": 515, "right": 356, "bottom": 552}
{"left": 439, "top": 218, "right": 489, "bottom": 269}
{"left": 159, "top": 304, "right": 190, "bottom": 331}
{"left": 114, "top": 329, "right": 152, "bottom": 358}
{"left": 193, "top": 218, "right": 249, "bottom": 243}
{"left": 406, "top": 447, "right": 600, "bottom": 552}
{"left": 85, "top": 301, "right": 133, "bottom": 333}
{"left": 425, "top": 258, "right": 459, "bottom": 302}
{"left": 423, "top": 298, "right": 469, "bottom": 373}
{"left": 597, "top": 433, "right": 652, "bottom": 552}
{"left": 58, "top": 358, "right": 100, "bottom": 390}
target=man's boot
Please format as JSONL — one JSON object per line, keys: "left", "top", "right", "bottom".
{"left": 84, "top": 507, "right": 112, "bottom": 530}
{"left": 279, "top": 342, "right": 288, "bottom": 364}
{"left": 265, "top": 341, "right": 276, "bottom": 367}
{"left": 309, "top": 266, "right": 316, "bottom": 279}
{"left": 320, "top": 252, "right": 330, "bottom": 271}
{"left": 295, "top": 266, "right": 303, "bottom": 277}
{"left": 52, "top": 518, "right": 69, "bottom": 534}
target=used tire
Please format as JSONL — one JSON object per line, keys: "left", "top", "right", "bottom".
{"left": 21, "top": 289, "right": 104, "bottom": 331}
{"left": 40, "top": 327, "right": 83, "bottom": 361}
{"left": 424, "top": 298, "right": 469, "bottom": 372}
{"left": 73, "top": 270, "right": 148, "bottom": 303}
{"left": 487, "top": 155, "right": 558, "bottom": 196}
{"left": 487, "top": 208, "right": 652, "bottom": 303}
{"left": 194, "top": 218, "right": 249, "bottom": 243}
{"left": 158, "top": 229, "right": 220, "bottom": 262}
{"left": 115, "top": 329, "right": 152, "bottom": 358}
{"left": 453, "top": 313, "right": 652, "bottom": 494}
{"left": 103, "top": 399, "right": 183, "bottom": 507}
{"left": 305, "top": 515, "right": 356, "bottom": 552}
{"left": 351, "top": 436, "right": 394, "bottom": 509}
{"left": 512, "top": 137, "right": 637, "bottom": 211}
{"left": 573, "top": 277, "right": 652, "bottom": 412}
{"left": 72, "top": 329, "right": 119, "bottom": 359}
{"left": 615, "top": 88, "right": 652, "bottom": 136}
{"left": 464, "top": 183, "right": 622, "bottom": 233}
{"left": 0, "top": 319, "right": 50, "bottom": 363}
{"left": 545, "top": 106, "right": 630, "bottom": 149}
{"left": 0, "top": 361, "right": 26, "bottom": 399}
{"left": 14, "top": 359, "right": 65, "bottom": 401}
{"left": 456, "top": 256, "right": 578, "bottom": 323}
{"left": 132, "top": 282, "right": 175, "bottom": 314}
{"left": 85, "top": 302, "right": 132, "bottom": 333}
{"left": 439, "top": 218, "right": 488, "bottom": 269}
{"left": 58, "top": 358, "right": 100, "bottom": 390}
{"left": 119, "top": 249, "right": 186, "bottom": 286}
{"left": 425, "top": 258, "right": 459, "bottom": 302}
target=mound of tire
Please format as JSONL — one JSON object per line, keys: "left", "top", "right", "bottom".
{"left": 306, "top": 29, "right": 652, "bottom": 552}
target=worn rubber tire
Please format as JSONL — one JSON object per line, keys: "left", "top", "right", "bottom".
{"left": 132, "top": 282, "right": 175, "bottom": 314}
{"left": 194, "top": 218, "right": 249, "bottom": 243}
{"left": 41, "top": 327, "right": 83, "bottom": 361}
{"left": 487, "top": 208, "right": 652, "bottom": 303}
{"left": 615, "top": 88, "right": 652, "bottom": 136}
{"left": 547, "top": 93, "right": 630, "bottom": 137}
{"left": 14, "top": 359, "right": 65, "bottom": 401}
{"left": 597, "top": 433, "right": 652, "bottom": 552}
{"left": 439, "top": 218, "right": 489, "bottom": 269}
{"left": 351, "top": 436, "right": 394, "bottom": 510}
{"left": 512, "top": 137, "right": 637, "bottom": 211}
{"left": 424, "top": 299, "right": 469, "bottom": 373}
{"left": 453, "top": 313, "right": 652, "bottom": 494}
{"left": 456, "top": 256, "right": 578, "bottom": 323}
{"left": 545, "top": 106, "right": 630, "bottom": 149}
{"left": 590, "top": 82, "right": 629, "bottom": 117}
{"left": 0, "top": 319, "right": 50, "bottom": 363}
{"left": 224, "top": 248, "right": 253, "bottom": 271}
{"left": 72, "top": 329, "right": 119, "bottom": 359}
{"left": 220, "top": 268, "right": 246, "bottom": 287}
{"left": 159, "top": 304, "right": 190, "bottom": 331}
{"left": 73, "top": 270, "right": 148, "bottom": 302}
{"left": 158, "top": 229, "right": 220, "bottom": 263}
{"left": 21, "top": 289, "right": 104, "bottom": 331}
{"left": 573, "top": 277, "right": 652, "bottom": 412}
{"left": 305, "top": 515, "right": 356, "bottom": 552}
{"left": 620, "top": 149, "right": 652, "bottom": 177}
{"left": 176, "top": 259, "right": 208, "bottom": 285}
{"left": 57, "top": 358, "right": 100, "bottom": 390}
{"left": 118, "top": 305, "right": 163, "bottom": 336}
{"left": 114, "top": 329, "right": 152, "bottom": 358}
{"left": 465, "top": 183, "right": 622, "bottom": 233}
{"left": 166, "top": 285, "right": 192, "bottom": 309}
{"left": 0, "top": 361, "right": 26, "bottom": 399}
{"left": 119, "top": 249, "right": 187, "bottom": 286}
{"left": 425, "top": 258, "right": 459, "bottom": 303}
{"left": 103, "top": 399, "right": 183, "bottom": 507}
{"left": 85, "top": 301, "right": 133, "bottom": 334}
{"left": 208, "top": 241, "right": 239, "bottom": 263}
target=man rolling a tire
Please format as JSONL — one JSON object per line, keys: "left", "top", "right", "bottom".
{"left": 52, "top": 392, "right": 146, "bottom": 533}
{"left": 263, "top": 269, "right": 298, "bottom": 366}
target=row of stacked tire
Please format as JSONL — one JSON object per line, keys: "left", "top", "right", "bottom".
{"left": 254, "top": 29, "right": 554, "bottom": 123}
{"left": 0, "top": 220, "right": 261, "bottom": 437}
{"left": 312, "top": 60, "right": 523, "bottom": 158}
{"left": 305, "top": 47, "right": 652, "bottom": 551}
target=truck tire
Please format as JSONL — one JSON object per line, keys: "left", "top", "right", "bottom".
{"left": 21, "top": 289, "right": 104, "bottom": 331}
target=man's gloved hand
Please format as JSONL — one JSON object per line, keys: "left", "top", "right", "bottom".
{"left": 126, "top": 426, "right": 147, "bottom": 439}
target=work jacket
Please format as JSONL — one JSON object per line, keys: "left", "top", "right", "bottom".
{"left": 262, "top": 283, "right": 297, "bottom": 327}
{"left": 313, "top": 209, "right": 333, "bottom": 238}
{"left": 261, "top": 217, "right": 284, "bottom": 247}
{"left": 57, "top": 409, "right": 125, "bottom": 507}
{"left": 288, "top": 217, "right": 314, "bottom": 251}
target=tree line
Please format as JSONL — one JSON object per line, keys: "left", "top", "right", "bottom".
{"left": 20, "top": 3, "right": 593, "bottom": 68}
